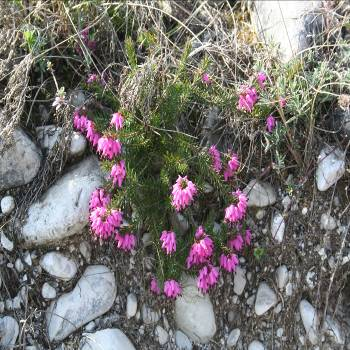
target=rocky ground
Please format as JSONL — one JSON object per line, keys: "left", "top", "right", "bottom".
{"left": 1, "top": 1, "right": 350, "bottom": 350}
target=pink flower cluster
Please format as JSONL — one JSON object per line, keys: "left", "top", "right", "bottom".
{"left": 89, "top": 188, "right": 111, "bottom": 211}
{"left": 76, "top": 28, "right": 96, "bottom": 55}
{"left": 160, "top": 231, "right": 176, "bottom": 255}
{"left": 257, "top": 72, "right": 267, "bottom": 89}
{"left": 73, "top": 112, "right": 101, "bottom": 148}
{"left": 202, "top": 73, "right": 211, "bottom": 85}
{"left": 266, "top": 115, "right": 276, "bottom": 133}
{"left": 197, "top": 265, "right": 219, "bottom": 293}
{"left": 87, "top": 73, "right": 99, "bottom": 84}
{"left": 110, "top": 160, "right": 126, "bottom": 187}
{"left": 89, "top": 207, "right": 122, "bottom": 239}
{"left": 150, "top": 277, "right": 182, "bottom": 299}
{"left": 111, "top": 112, "right": 123, "bottom": 131}
{"left": 224, "top": 152, "right": 239, "bottom": 181}
{"left": 208, "top": 146, "right": 240, "bottom": 182}
{"left": 97, "top": 137, "right": 122, "bottom": 159}
{"left": 115, "top": 232, "right": 136, "bottom": 251}
{"left": 219, "top": 253, "right": 239, "bottom": 272}
{"left": 186, "top": 226, "right": 214, "bottom": 268}
{"left": 171, "top": 175, "right": 197, "bottom": 211}
{"left": 209, "top": 145, "right": 222, "bottom": 173}
{"left": 224, "top": 189, "right": 248, "bottom": 224}
{"left": 73, "top": 110, "right": 135, "bottom": 251}
{"left": 238, "top": 86, "right": 258, "bottom": 113}
{"left": 164, "top": 280, "right": 182, "bottom": 298}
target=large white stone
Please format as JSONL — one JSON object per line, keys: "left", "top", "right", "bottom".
{"left": 255, "top": 282, "right": 277, "bottom": 316}
{"left": 46, "top": 265, "right": 116, "bottom": 342}
{"left": 271, "top": 212, "right": 285, "bottom": 243}
{"left": 299, "top": 300, "right": 319, "bottom": 345}
{"left": 251, "top": 1, "right": 323, "bottom": 62}
{"left": 0, "top": 316, "right": 19, "bottom": 348}
{"left": 0, "top": 129, "right": 41, "bottom": 191}
{"left": 244, "top": 180, "right": 277, "bottom": 207}
{"left": 40, "top": 252, "right": 78, "bottom": 281}
{"left": 79, "top": 328, "right": 135, "bottom": 350}
{"left": 316, "top": 146, "right": 345, "bottom": 191}
{"left": 21, "top": 157, "right": 103, "bottom": 246}
{"left": 175, "top": 276, "right": 216, "bottom": 343}
{"left": 36, "top": 125, "right": 87, "bottom": 158}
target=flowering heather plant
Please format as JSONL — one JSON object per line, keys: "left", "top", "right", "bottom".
{"left": 71, "top": 59, "right": 260, "bottom": 300}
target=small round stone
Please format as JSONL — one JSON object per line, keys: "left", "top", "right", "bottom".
{"left": 41, "top": 282, "right": 57, "bottom": 299}
{"left": 1, "top": 196, "right": 15, "bottom": 215}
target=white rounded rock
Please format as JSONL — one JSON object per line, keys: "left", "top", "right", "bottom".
{"left": 175, "top": 276, "right": 216, "bottom": 343}
{"left": 275, "top": 265, "right": 288, "bottom": 290}
{"left": 155, "top": 325, "right": 168, "bottom": 345}
{"left": 36, "top": 125, "right": 87, "bottom": 158}
{"left": 40, "top": 252, "right": 77, "bottom": 281}
{"left": 255, "top": 282, "right": 278, "bottom": 316}
{"left": 271, "top": 212, "right": 285, "bottom": 243}
{"left": 15, "top": 258, "right": 24, "bottom": 272}
{"left": 0, "top": 129, "right": 41, "bottom": 191}
{"left": 47, "top": 265, "right": 116, "bottom": 342}
{"left": 251, "top": 1, "right": 323, "bottom": 63}
{"left": 227, "top": 328, "right": 240, "bottom": 348}
{"left": 233, "top": 267, "right": 246, "bottom": 296}
{"left": 299, "top": 300, "right": 319, "bottom": 345}
{"left": 316, "top": 146, "right": 345, "bottom": 191}
{"left": 1, "top": 196, "right": 15, "bottom": 215}
{"left": 0, "top": 231, "right": 14, "bottom": 251}
{"left": 0, "top": 316, "right": 19, "bottom": 348}
{"left": 79, "top": 328, "right": 135, "bottom": 350}
{"left": 248, "top": 340, "right": 265, "bottom": 350}
{"left": 70, "top": 132, "right": 87, "bottom": 157}
{"left": 175, "top": 330, "right": 192, "bottom": 350}
{"left": 42, "top": 282, "right": 57, "bottom": 299}
{"left": 126, "top": 293, "right": 137, "bottom": 319}
{"left": 320, "top": 213, "right": 337, "bottom": 230}
{"left": 21, "top": 157, "right": 103, "bottom": 246}
{"left": 244, "top": 180, "right": 277, "bottom": 207}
